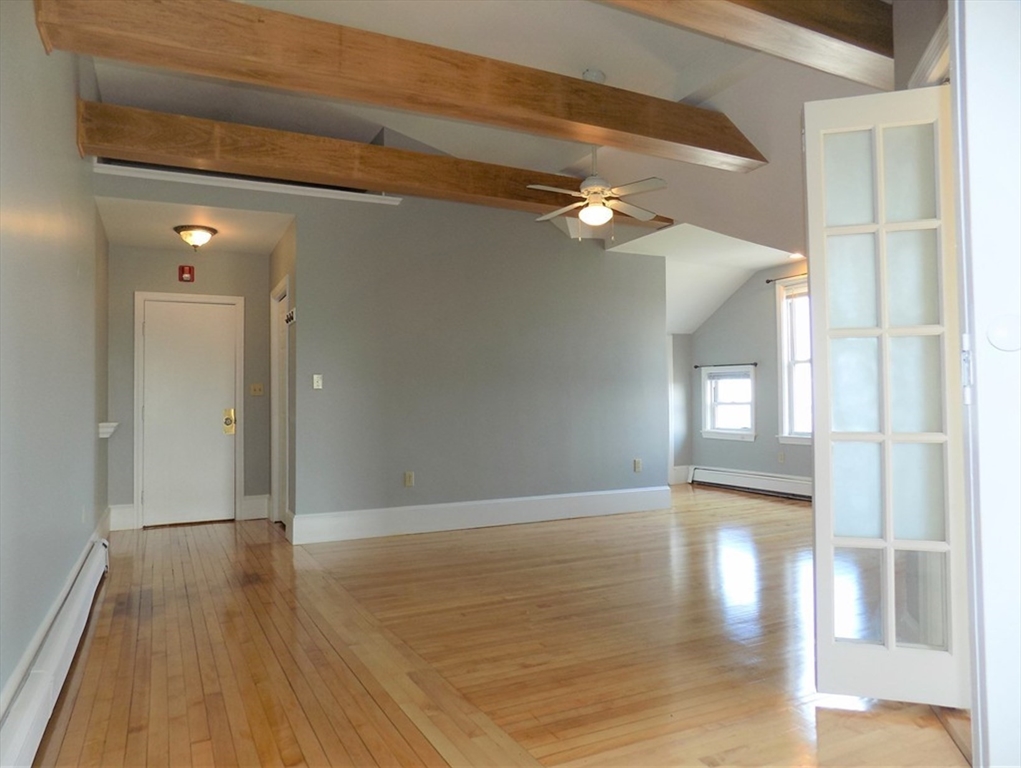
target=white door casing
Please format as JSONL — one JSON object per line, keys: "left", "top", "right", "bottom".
{"left": 135, "top": 293, "right": 244, "bottom": 526}
{"left": 269, "top": 277, "right": 289, "bottom": 524}
{"left": 805, "top": 86, "right": 970, "bottom": 707}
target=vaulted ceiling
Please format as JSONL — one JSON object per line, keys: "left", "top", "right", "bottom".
{"left": 34, "top": 0, "right": 887, "bottom": 331}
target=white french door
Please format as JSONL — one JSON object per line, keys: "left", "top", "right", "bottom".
{"left": 805, "top": 85, "right": 970, "bottom": 707}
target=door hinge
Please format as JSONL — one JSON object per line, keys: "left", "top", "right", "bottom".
{"left": 961, "top": 334, "right": 973, "bottom": 405}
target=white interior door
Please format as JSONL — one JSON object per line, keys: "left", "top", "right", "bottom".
{"left": 805, "top": 85, "right": 970, "bottom": 707}
{"left": 138, "top": 294, "right": 244, "bottom": 526}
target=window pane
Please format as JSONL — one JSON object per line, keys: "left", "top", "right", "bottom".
{"left": 833, "top": 441, "right": 883, "bottom": 538}
{"left": 887, "top": 229, "right": 940, "bottom": 326}
{"left": 831, "top": 337, "right": 880, "bottom": 433}
{"left": 792, "top": 362, "right": 813, "bottom": 434}
{"left": 834, "top": 547, "right": 884, "bottom": 644}
{"left": 827, "top": 234, "right": 878, "bottom": 329}
{"left": 791, "top": 295, "right": 812, "bottom": 361}
{"left": 714, "top": 404, "right": 751, "bottom": 430}
{"left": 895, "top": 550, "right": 947, "bottom": 650}
{"left": 715, "top": 377, "right": 751, "bottom": 403}
{"left": 893, "top": 443, "right": 946, "bottom": 542}
{"left": 884, "top": 123, "right": 937, "bottom": 223}
{"left": 890, "top": 335, "right": 943, "bottom": 433}
{"left": 824, "top": 130, "right": 876, "bottom": 227}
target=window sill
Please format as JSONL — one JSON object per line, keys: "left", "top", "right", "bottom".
{"left": 778, "top": 435, "right": 812, "bottom": 446}
{"left": 702, "top": 430, "right": 756, "bottom": 442}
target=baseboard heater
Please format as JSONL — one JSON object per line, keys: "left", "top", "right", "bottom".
{"left": 690, "top": 467, "right": 812, "bottom": 499}
{"left": 0, "top": 539, "right": 108, "bottom": 767}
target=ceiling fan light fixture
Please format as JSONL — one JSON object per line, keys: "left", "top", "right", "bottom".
{"left": 579, "top": 202, "right": 613, "bottom": 227}
{"left": 174, "top": 225, "right": 218, "bottom": 250}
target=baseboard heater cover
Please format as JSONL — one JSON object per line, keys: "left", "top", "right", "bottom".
{"left": 690, "top": 467, "right": 812, "bottom": 499}
{"left": 0, "top": 539, "right": 109, "bottom": 767}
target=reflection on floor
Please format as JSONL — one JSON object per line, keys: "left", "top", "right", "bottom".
{"left": 36, "top": 484, "right": 969, "bottom": 766}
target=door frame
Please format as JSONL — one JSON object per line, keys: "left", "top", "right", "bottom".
{"left": 134, "top": 291, "right": 245, "bottom": 525}
{"left": 269, "top": 277, "right": 289, "bottom": 524}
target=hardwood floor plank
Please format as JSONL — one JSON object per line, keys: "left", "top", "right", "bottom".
{"left": 37, "top": 487, "right": 967, "bottom": 767}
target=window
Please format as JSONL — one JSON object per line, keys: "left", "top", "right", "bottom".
{"left": 777, "top": 277, "right": 813, "bottom": 443}
{"left": 702, "top": 365, "right": 756, "bottom": 441}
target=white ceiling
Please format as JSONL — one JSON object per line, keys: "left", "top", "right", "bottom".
{"left": 95, "top": 197, "right": 294, "bottom": 256}
{"left": 87, "top": 0, "right": 871, "bottom": 332}
{"left": 610, "top": 224, "right": 794, "bottom": 333}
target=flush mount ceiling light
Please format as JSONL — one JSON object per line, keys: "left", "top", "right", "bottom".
{"left": 173, "top": 225, "right": 218, "bottom": 250}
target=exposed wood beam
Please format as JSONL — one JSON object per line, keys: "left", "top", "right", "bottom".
{"left": 76, "top": 101, "right": 673, "bottom": 227}
{"left": 36, "top": 0, "right": 766, "bottom": 172}
{"left": 599, "top": 0, "right": 894, "bottom": 90}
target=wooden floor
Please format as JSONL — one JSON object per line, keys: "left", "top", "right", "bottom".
{"left": 36, "top": 485, "right": 969, "bottom": 767}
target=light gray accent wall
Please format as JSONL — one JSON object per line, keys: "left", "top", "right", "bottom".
{"left": 671, "top": 334, "right": 694, "bottom": 467}
{"left": 295, "top": 198, "right": 668, "bottom": 513}
{"left": 106, "top": 246, "right": 271, "bottom": 502}
{"left": 894, "top": 0, "right": 948, "bottom": 90}
{"left": 0, "top": 0, "right": 102, "bottom": 694}
{"left": 691, "top": 263, "right": 812, "bottom": 477}
{"left": 92, "top": 173, "right": 668, "bottom": 518}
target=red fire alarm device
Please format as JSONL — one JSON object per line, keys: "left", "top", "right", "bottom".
{"left": 178, "top": 265, "right": 195, "bottom": 282}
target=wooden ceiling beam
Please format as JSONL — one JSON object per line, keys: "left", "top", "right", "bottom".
{"left": 76, "top": 101, "right": 673, "bottom": 226}
{"left": 36, "top": 0, "right": 765, "bottom": 172}
{"left": 599, "top": 0, "right": 894, "bottom": 90}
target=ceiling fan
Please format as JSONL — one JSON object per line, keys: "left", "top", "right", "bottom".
{"left": 528, "top": 148, "right": 666, "bottom": 227}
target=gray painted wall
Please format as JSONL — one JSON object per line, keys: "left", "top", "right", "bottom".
{"left": 690, "top": 263, "right": 812, "bottom": 477}
{"left": 0, "top": 0, "right": 105, "bottom": 695}
{"left": 894, "top": 0, "right": 948, "bottom": 90}
{"left": 92, "top": 174, "right": 669, "bottom": 519}
{"left": 106, "top": 246, "right": 271, "bottom": 503}
{"left": 671, "top": 334, "right": 694, "bottom": 467}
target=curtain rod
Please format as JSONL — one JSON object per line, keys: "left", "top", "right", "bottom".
{"left": 693, "top": 362, "right": 758, "bottom": 369}
{"left": 765, "top": 273, "right": 807, "bottom": 284}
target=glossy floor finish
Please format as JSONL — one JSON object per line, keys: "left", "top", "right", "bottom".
{"left": 36, "top": 485, "right": 968, "bottom": 767}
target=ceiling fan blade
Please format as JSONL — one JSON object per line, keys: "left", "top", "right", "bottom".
{"left": 536, "top": 200, "right": 586, "bottom": 222}
{"left": 528, "top": 184, "right": 584, "bottom": 197}
{"left": 607, "top": 198, "right": 657, "bottom": 222}
{"left": 609, "top": 177, "right": 666, "bottom": 198}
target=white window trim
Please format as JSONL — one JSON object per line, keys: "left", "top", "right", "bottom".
{"left": 701, "top": 364, "right": 756, "bottom": 442}
{"left": 776, "top": 276, "right": 813, "bottom": 444}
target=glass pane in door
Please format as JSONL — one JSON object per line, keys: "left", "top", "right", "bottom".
{"left": 884, "top": 123, "right": 937, "bottom": 222}
{"left": 890, "top": 336, "right": 943, "bottom": 433}
{"left": 827, "top": 234, "right": 878, "bottom": 328}
{"left": 831, "top": 337, "right": 881, "bottom": 432}
{"left": 825, "top": 130, "right": 876, "bottom": 226}
{"left": 887, "top": 229, "right": 941, "bottom": 326}
{"left": 833, "top": 442, "right": 883, "bottom": 538}
{"left": 893, "top": 443, "right": 946, "bottom": 541}
{"left": 835, "top": 547, "right": 884, "bottom": 643}
{"left": 894, "top": 550, "right": 947, "bottom": 649}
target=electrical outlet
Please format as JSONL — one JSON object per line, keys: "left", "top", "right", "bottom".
{"left": 633, "top": 458, "right": 642, "bottom": 473}
{"left": 403, "top": 471, "right": 415, "bottom": 487}
{"left": 778, "top": 450, "right": 786, "bottom": 464}
{"left": 313, "top": 374, "right": 323, "bottom": 389}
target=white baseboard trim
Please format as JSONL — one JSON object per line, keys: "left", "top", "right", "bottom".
{"left": 281, "top": 508, "right": 295, "bottom": 543}
{"left": 290, "top": 486, "right": 672, "bottom": 545}
{"left": 690, "top": 466, "right": 812, "bottom": 498}
{"left": 668, "top": 465, "right": 692, "bottom": 485}
{"left": 108, "top": 503, "right": 139, "bottom": 531}
{"left": 239, "top": 495, "right": 270, "bottom": 521}
{"left": 0, "top": 531, "right": 108, "bottom": 767}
